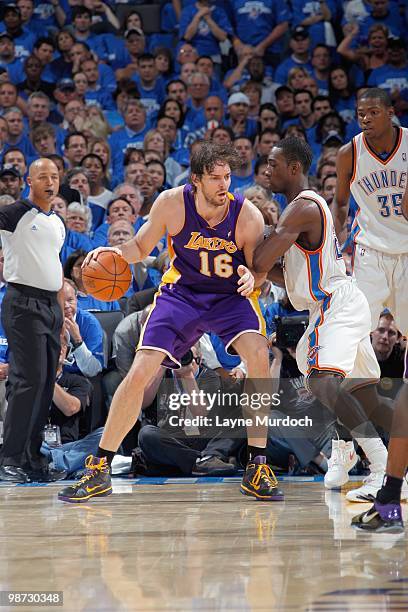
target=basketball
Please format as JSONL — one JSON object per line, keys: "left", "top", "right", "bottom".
{"left": 81, "top": 251, "right": 132, "bottom": 301}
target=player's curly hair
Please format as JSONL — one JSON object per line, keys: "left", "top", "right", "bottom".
{"left": 190, "top": 142, "right": 241, "bottom": 182}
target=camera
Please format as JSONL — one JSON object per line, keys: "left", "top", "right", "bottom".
{"left": 275, "top": 315, "right": 308, "bottom": 349}
{"left": 180, "top": 349, "right": 194, "bottom": 367}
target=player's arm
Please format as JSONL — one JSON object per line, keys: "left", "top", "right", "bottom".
{"left": 252, "top": 199, "right": 317, "bottom": 273}
{"left": 331, "top": 143, "right": 353, "bottom": 244}
{"left": 239, "top": 199, "right": 268, "bottom": 289}
{"left": 83, "top": 191, "right": 172, "bottom": 266}
{"left": 402, "top": 183, "right": 408, "bottom": 221}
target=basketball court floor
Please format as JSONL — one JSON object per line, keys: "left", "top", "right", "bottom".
{"left": 0, "top": 477, "right": 407, "bottom": 611}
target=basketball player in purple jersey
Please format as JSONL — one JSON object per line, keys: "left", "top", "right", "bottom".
{"left": 58, "top": 142, "right": 284, "bottom": 503}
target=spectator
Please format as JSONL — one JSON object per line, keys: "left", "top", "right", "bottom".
{"left": 3, "top": 147, "right": 27, "bottom": 179}
{"left": 233, "top": 0, "right": 290, "bottom": 66}
{"left": 0, "top": 165, "right": 23, "bottom": 200}
{"left": 108, "top": 219, "right": 135, "bottom": 249}
{"left": 372, "top": 312, "right": 406, "bottom": 401}
{"left": 274, "top": 27, "right": 313, "bottom": 86}
{"left": 320, "top": 172, "right": 336, "bottom": 206}
{"left": 31, "top": 122, "right": 57, "bottom": 156}
{"left": 230, "top": 136, "right": 255, "bottom": 193}
{"left": 311, "top": 44, "right": 332, "bottom": 95}
{"left": 154, "top": 47, "right": 174, "bottom": 84}
{"left": 114, "top": 28, "right": 146, "bottom": 80}
{"left": 17, "top": 55, "right": 55, "bottom": 101}
{"left": 367, "top": 38, "right": 408, "bottom": 103}
{"left": 2, "top": 4, "right": 36, "bottom": 60}
{"left": 32, "top": 37, "right": 56, "bottom": 78}
{"left": 132, "top": 53, "right": 165, "bottom": 119}
{"left": 60, "top": 98, "right": 86, "bottom": 133}
{"left": 255, "top": 129, "right": 281, "bottom": 157}
{"left": 287, "top": 66, "right": 310, "bottom": 92}
{"left": 242, "top": 80, "right": 262, "bottom": 119}
{"left": 92, "top": 195, "right": 143, "bottom": 248}
{"left": 358, "top": 0, "right": 404, "bottom": 42}
{"left": 226, "top": 92, "right": 257, "bottom": 139}
{"left": 62, "top": 279, "right": 104, "bottom": 378}
{"left": 113, "top": 182, "right": 143, "bottom": 213}
{"left": 4, "top": 106, "right": 36, "bottom": 160}
{"left": 78, "top": 57, "right": 114, "bottom": 110}
{"left": 179, "top": 0, "right": 233, "bottom": 64}
{"left": 53, "top": 78, "right": 78, "bottom": 124}
{"left": 0, "top": 81, "right": 20, "bottom": 115}
{"left": 51, "top": 194, "right": 93, "bottom": 263}
{"left": 66, "top": 202, "right": 92, "bottom": 236}
{"left": 81, "top": 153, "right": 112, "bottom": 215}
{"left": 312, "top": 95, "right": 333, "bottom": 122}
{"left": 338, "top": 23, "right": 389, "bottom": 73}
{"left": 275, "top": 86, "right": 297, "bottom": 125}
{"left": 294, "top": 89, "right": 315, "bottom": 131}
{"left": 89, "top": 137, "right": 112, "bottom": 185}
{"left": 64, "top": 250, "right": 120, "bottom": 312}
{"left": 49, "top": 28, "right": 76, "bottom": 82}
{"left": 328, "top": 66, "right": 357, "bottom": 124}
{"left": 292, "top": 0, "right": 336, "bottom": 50}
{"left": 109, "top": 99, "right": 149, "bottom": 181}
{"left": 0, "top": 34, "right": 25, "bottom": 85}
{"left": 187, "top": 71, "right": 210, "bottom": 114}
{"left": 258, "top": 103, "right": 280, "bottom": 132}
{"left": 64, "top": 132, "right": 88, "bottom": 169}
{"left": 50, "top": 329, "right": 92, "bottom": 444}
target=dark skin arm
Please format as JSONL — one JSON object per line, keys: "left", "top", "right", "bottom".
{"left": 253, "top": 198, "right": 323, "bottom": 273}
{"left": 331, "top": 142, "right": 353, "bottom": 244}
{"left": 402, "top": 183, "right": 408, "bottom": 221}
{"left": 267, "top": 263, "right": 285, "bottom": 286}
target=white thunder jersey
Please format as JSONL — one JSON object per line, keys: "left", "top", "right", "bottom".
{"left": 283, "top": 190, "right": 348, "bottom": 311}
{"left": 350, "top": 126, "right": 408, "bottom": 255}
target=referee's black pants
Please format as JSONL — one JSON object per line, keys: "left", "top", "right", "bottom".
{"left": 0, "top": 283, "right": 63, "bottom": 470}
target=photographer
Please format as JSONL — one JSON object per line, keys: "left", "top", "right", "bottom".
{"left": 265, "top": 316, "right": 338, "bottom": 474}
{"left": 136, "top": 344, "right": 241, "bottom": 477}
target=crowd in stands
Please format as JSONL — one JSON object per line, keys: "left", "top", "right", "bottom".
{"left": 0, "top": 0, "right": 407, "bottom": 477}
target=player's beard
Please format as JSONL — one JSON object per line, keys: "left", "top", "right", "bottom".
{"left": 202, "top": 186, "right": 228, "bottom": 208}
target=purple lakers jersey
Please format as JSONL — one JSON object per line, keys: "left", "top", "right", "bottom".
{"left": 161, "top": 183, "right": 247, "bottom": 294}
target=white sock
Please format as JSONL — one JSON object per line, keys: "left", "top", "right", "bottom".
{"left": 353, "top": 436, "right": 387, "bottom": 472}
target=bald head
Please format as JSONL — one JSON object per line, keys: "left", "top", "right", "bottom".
{"left": 27, "top": 157, "right": 60, "bottom": 211}
{"left": 29, "top": 157, "right": 59, "bottom": 178}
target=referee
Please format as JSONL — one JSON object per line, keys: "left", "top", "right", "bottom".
{"left": 0, "top": 158, "right": 65, "bottom": 483}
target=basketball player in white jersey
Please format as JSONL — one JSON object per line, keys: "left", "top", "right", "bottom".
{"left": 253, "top": 136, "right": 404, "bottom": 532}
{"left": 332, "top": 88, "right": 408, "bottom": 503}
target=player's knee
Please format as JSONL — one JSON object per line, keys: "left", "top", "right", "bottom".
{"left": 307, "top": 371, "right": 343, "bottom": 408}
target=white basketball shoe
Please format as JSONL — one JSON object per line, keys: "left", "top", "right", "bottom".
{"left": 346, "top": 471, "right": 408, "bottom": 502}
{"left": 324, "top": 439, "right": 357, "bottom": 489}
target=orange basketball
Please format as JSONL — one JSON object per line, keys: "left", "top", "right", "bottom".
{"left": 81, "top": 251, "right": 132, "bottom": 301}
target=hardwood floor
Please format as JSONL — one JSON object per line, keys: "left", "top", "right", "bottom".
{"left": 0, "top": 480, "right": 407, "bottom": 611}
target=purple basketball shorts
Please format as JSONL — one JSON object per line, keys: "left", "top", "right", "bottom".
{"left": 137, "top": 283, "right": 266, "bottom": 368}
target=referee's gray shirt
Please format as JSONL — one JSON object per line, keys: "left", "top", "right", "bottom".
{"left": 0, "top": 199, "right": 65, "bottom": 292}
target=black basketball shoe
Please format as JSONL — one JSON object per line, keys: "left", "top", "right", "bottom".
{"left": 241, "top": 455, "right": 284, "bottom": 501}
{"left": 58, "top": 455, "right": 112, "bottom": 503}
{"left": 352, "top": 500, "right": 404, "bottom": 533}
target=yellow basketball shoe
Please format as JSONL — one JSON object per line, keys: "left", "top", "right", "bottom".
{"left": 58, "top": 455, "right": 112, "bottom": 503}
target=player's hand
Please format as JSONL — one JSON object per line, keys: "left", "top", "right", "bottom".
{"left": 82, "top": 247, "right": 122, "bottom": 268}
{"left": 0, "top": 362, "right": 9, "bottom": 380}
{"left": 237, "top": 265, "right": 254, "bottom": 296}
